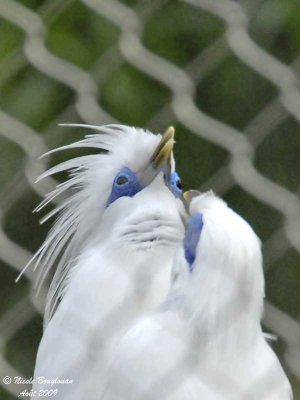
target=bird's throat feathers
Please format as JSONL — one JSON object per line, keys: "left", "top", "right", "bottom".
{"left": 181, "top": 194, "right": 265, "bottom": 349}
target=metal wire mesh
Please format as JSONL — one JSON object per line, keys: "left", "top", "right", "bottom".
{"left": 0, "top": 0, "right": 299, "bottom": 398}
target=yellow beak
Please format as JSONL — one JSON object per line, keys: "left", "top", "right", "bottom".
{"left": 183, "top": 190, "right": 201, "bottom": 209}
{"left": 139, "top": 126, "right": 175, "bottom": 186}
{"left": 150, "top": 126, "right": 175, "bottom": 172}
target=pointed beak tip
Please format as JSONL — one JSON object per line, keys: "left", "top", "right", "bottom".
{"left": 152, "top": 138, "right": 174, "bottom": 170}
{"left": 167, "top": 126, "right": 175, "bottom": 139}
{"left": 183, "top": 190, "right": 201, "bottom": 206}
{"left": 161, "top": 126, "right": 175, "bottom": 143}
{"left": 140, "top": 126, "right": 177, "bottom": 187}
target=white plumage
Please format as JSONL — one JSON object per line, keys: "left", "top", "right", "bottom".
{"left": 101, "top": 191, "right": 292, "bottom": 400}
{"left": 26, "top": 125, "right": 185, "bottom": 398}
{"left": 26, "top": 123, "right": 292, "bottom": 399}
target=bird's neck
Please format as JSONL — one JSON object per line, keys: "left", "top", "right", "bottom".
{"left": 68, "top": 242, "right": 174, "bottom": 328}
{"left": 183, "top": 261, "right": 264, "bottom": 353}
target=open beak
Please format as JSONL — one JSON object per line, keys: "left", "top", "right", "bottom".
{"left": 150, "top": 126, "right": 175, "bottom": 172}
{"left": 138, "top": 126, "right": 175, "bottom": 186}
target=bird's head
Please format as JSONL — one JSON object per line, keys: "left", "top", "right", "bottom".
{"left": 178, "top": 190, "right": 265, "bottom": 325}
{"left": 24, "top": 125, "right": 184, "bottom": 315}
{"left": 41, "top": 124, "right": 181, "bottom": 210}
{"left": 101, "top": 125, "right": 182, "bottom": 208}
{"left": 78, "top": 124, "right": 186, "bottom": 247}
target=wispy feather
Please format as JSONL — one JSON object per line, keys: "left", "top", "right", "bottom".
{"left": 17, "top": 124, "right": 161, "bottom": 326}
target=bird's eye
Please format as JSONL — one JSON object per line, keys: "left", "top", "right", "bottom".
{"left": 116, "top": 174, "right": 129, "bottom": 186}
{"left": 106, "top": 167, "right": 142, "bottom": 207}
{"left": 176, "top": 178, "right": 182, "bottom": 190}
{"left": 169, "top": 171, "right": 183, "bottom": 197}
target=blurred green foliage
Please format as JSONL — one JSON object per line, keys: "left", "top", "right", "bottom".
{"left": 0, "top": 68, "right": 74, "bottom": 131}
{"left": 47, "top": 1, "right": 119, "bottom": 69}
{"left": 143, "top": 3, "right": 224, "bottom": 66}
{"left": 101, "top": 64, "right": 171, "bottom": 125}
{"left": 0, "top": 0, "right": 299, "bottom": 398}
{"left": 196, "top": 55, "right": 277, "bottom": 130}
{"left": 0, "top": 21, "right": 23, "bottom": 59}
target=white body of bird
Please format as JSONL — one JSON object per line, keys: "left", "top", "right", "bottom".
{"left": 101, "top": 192, "right": 292, "bottom": 400}
{"left": 28, "top": 125, "right": 185, "bottom": 398}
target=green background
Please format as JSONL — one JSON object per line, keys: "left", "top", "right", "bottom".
{"left": 0, "top": 0, "right": 299, "bottom": 398}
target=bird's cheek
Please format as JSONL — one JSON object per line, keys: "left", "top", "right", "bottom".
{"left": 106, "top": 182, "right": 141, "bottom": 207}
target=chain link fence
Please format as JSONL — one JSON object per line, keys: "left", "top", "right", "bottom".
{"left": 0, "top": 0, "right": 299, "bottom": 398}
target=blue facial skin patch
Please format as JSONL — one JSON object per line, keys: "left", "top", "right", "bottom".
{"left": 106, "top": 168, "right": 183, "bottom": 207}
{"left": 169, "top": 171, "right": 183, "bottom": 198}
{"left": 106, "top": 167, "right": 142, "bottom": 207}
{"left": 184, "top": 213, "right": 204, "bottom": 270}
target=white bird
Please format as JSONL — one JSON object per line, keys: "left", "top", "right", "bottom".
{"left": 23, "top": 125, "right": 185, "bottom": 398}
{"left": 102, "top": 191, "right": 292, "bottom": 400}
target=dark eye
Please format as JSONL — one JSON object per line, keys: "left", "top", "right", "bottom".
{"left": 169, "top": 171, "right": 182, "bottom": 198}
{"left": 176, "top": 178, "right": 182, "bottom": 190}
{"left": 116, "top": 174, "right": 129, "bottom": 185}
